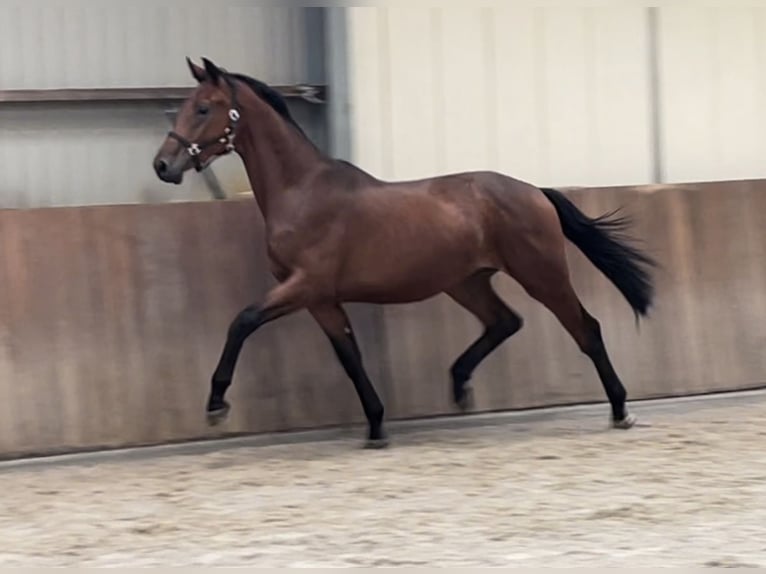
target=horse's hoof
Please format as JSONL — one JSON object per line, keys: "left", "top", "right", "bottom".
{"left": 364, "top": 428, "right": 389, "bottom": 449}
{"left": 206, "top": 402, "right": 230, "bottom": 426}
{"left": 364, "top": 437, "right": 390, "bottom": 449}
{"left": 612, "top": 412, "right": 637, "bottom": 430}
{"left": 456, "top": 386, "right": 475, "bottom": 412}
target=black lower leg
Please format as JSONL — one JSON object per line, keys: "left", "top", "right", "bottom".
{"left": 450, "top": 310, "right": 522, "bottom": 406}
{"left": 207, "top": 305, "right": 263, "bottom": 413}
{"left": 329, "top": 331, "right": 386, "bottom": 443}
{"left": 581, "top": 309, "right": 628, "bottom": 421}
{"left": 205, "top": 276, "right": 306, "bottom": 426}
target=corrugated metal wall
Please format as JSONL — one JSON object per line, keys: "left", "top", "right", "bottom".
{"left": 0, "top": 0, "right": 312, "bottom": 89}
{"left": 345, "top": 5, "right": 766, "bottom": 187}
{"left": 0, "top": 1, "right": 326, "bottom": 208}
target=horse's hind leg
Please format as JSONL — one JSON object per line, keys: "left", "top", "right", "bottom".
{"left": 446, "top": 270, "right": 524, "bottom": 411}
{"left": 524, "top": 274, "right": 636, "bottom": 428}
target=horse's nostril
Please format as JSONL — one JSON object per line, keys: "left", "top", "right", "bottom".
{"left": 156, "top": 159, "right": 169, "bottom": 174}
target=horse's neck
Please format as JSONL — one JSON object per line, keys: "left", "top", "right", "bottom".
{"left": 234, "top": 95, "right": 322, "bottom": 219}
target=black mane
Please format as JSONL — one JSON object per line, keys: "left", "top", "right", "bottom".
{"left": 227, "top": 72, "right": 308, "bottom": 139}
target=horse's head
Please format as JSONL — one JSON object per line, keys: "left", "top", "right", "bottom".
{"left": 153, "top": 57, "right": 241, "bottom": 184}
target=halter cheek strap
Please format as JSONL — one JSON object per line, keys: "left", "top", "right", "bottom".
{"left": 167, "top": 76, "right": 241, "bottom": 172}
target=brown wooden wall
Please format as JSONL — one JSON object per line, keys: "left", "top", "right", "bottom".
{"left": 1, "top": 180, "right": 766, "bottom": 458}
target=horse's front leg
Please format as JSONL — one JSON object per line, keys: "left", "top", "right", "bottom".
{"left": 207, "top": 272, "right": 309, "bottom": 425}
{"left": 309, "top": 304, "right": 388, "bottom": 448}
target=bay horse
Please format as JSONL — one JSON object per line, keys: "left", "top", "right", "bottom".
{"left": 153, "top": 57, "right": 656, "bottom": 447}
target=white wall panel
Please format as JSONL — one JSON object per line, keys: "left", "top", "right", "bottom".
{"left": 387, "top": 8, "right": 441, "bottom": 179}
{"left": 657, "top": 6, "right": 766, "bottom": 183}
{"left": 346, "top": 6, "right": 654, "bottom": 188}
{"left": 347, "top": 7, "right": 388, "bottom": 178}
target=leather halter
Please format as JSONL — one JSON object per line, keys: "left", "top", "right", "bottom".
{"left": 167, "top": 75, "right": 241, "bottom": 172}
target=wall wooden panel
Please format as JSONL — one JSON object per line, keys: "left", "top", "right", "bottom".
{"left": 1, "top": 181, "right": 766, "bottom": 458}
{"left": 0, "top": 200, "right": 387, "bottom": 458}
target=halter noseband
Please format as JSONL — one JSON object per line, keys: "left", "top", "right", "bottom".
{"left": 167, "top": 74, "right": 241, "bottom": 172}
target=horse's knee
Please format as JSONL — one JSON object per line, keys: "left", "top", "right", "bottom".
{"left": 228, "top": 305, "right": 261, "bottom": 340}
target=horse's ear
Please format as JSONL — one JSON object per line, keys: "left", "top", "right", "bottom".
{"left": 187, "top": 57, "right": 206, "bottom": 83}
{"left": 201, "top": 57, "right": 222, "bottom": 85}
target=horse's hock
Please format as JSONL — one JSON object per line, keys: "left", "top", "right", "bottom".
{"left": 1, "top": 180, "right": 766, "bottom": 458}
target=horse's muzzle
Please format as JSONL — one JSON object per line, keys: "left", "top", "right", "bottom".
{"left": 154, "top": 157, "right": 184, "bottom": 185}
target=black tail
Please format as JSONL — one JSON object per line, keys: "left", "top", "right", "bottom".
{"left": 540, "top": 187, "right": 656, "bottom": 318}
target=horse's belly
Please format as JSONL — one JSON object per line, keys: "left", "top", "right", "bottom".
{"left": 339, "top": 278, "right": 446, "bottom": 304}
{"left": 334, "top": 198, "right": 496, "bottom": 303}
{"left": 336, "top": 252, "right": 484, "bottom": 304}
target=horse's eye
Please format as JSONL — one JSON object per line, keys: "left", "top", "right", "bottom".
{"left": 197, "top": 104, "right": 210, "bottom": 116}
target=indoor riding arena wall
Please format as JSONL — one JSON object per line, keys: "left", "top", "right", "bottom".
{"left": 1, "top": 179, "right": 765, "bottom": 458}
